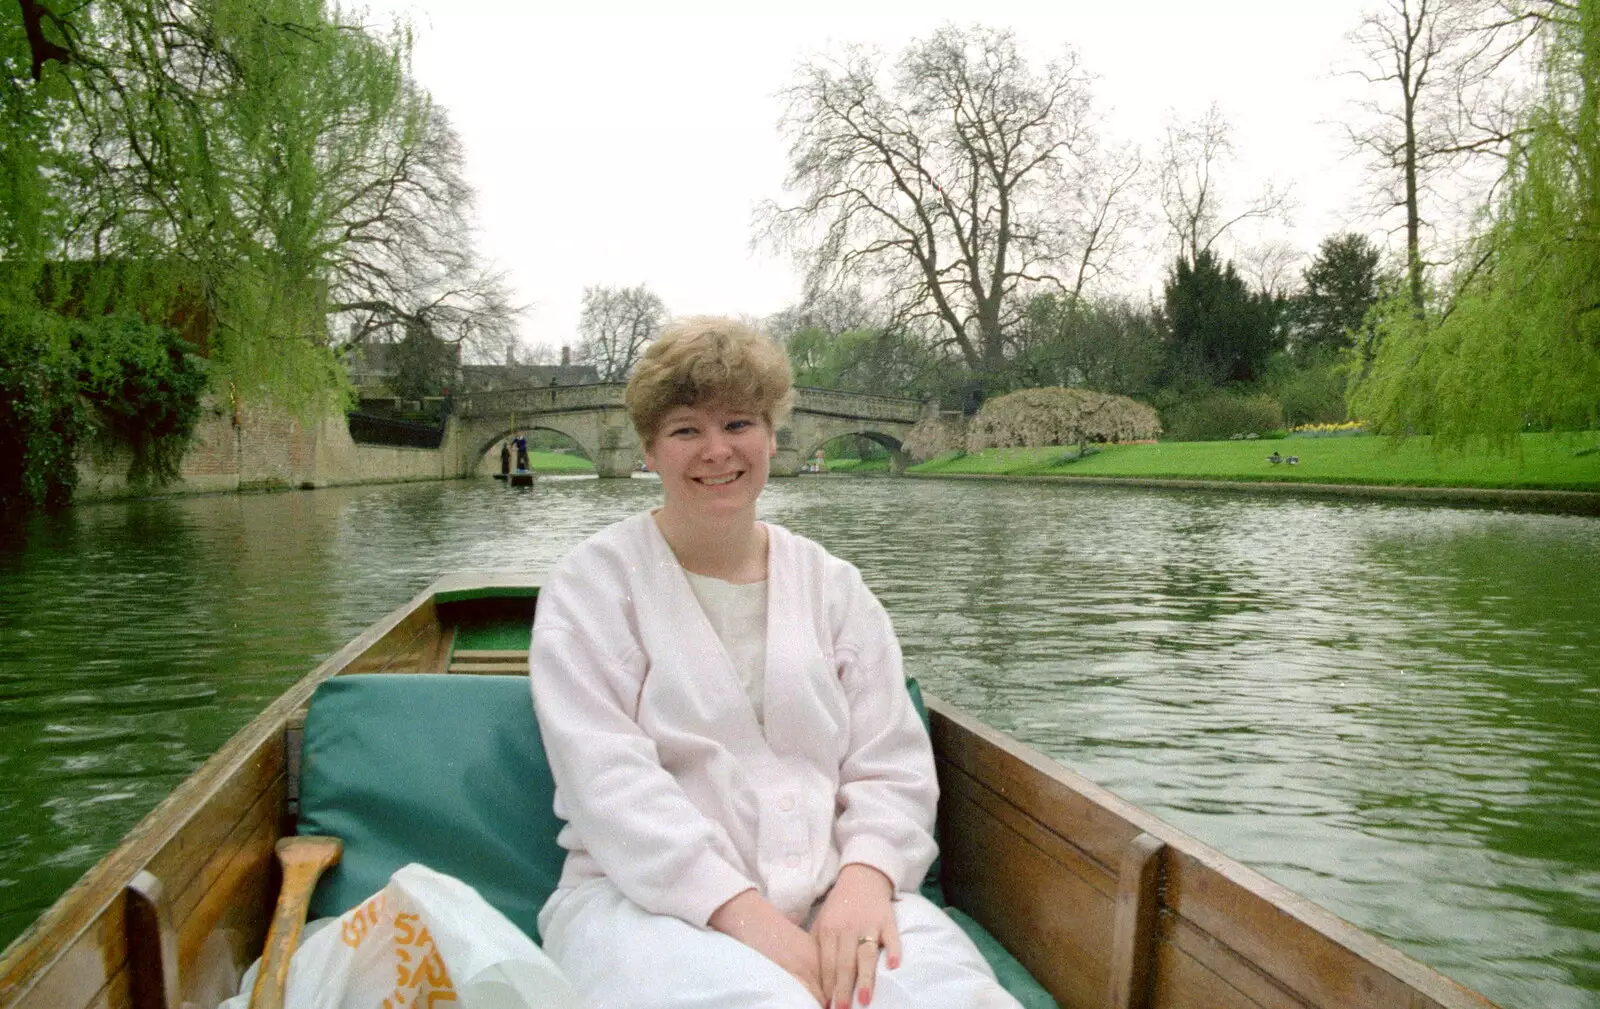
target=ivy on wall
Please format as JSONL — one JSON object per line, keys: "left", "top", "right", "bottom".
{"left": 74, "top": 313, "right": 208, "bottom": 485}
{"left": 0, "top": 308, "right": 87, "bottom": 510}
{"left": 0, "top": 307, "right": 206, "bottom": 511}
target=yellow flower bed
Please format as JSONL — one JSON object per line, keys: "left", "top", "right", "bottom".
{"left": 1292, "top": 420, "right": 1368, "bottom": 435}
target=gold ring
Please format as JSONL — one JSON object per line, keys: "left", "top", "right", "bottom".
{"left": 858, "top": 936, "right": 878, "bottom": 946}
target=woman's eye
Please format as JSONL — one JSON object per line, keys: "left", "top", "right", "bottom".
{"left": 671, "top": 426, "right": 696, "bottom": 437}
{"left": 727, "top": 420, "right": 752, "bottom": 431}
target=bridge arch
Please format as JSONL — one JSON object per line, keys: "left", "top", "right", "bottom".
{"left": 476, "top": 425, "right": 601, "bottom": 470}
{"left": 797, "top": 425, "right": 911, "bottom": 476}
{"left": 470, "top": 424, "right": 597, "bottom": 475}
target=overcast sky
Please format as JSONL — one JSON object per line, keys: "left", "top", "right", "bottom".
{"left": 355, "top": 0, "right": 1392, "bottom": 355}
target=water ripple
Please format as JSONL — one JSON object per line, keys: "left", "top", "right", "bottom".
{"left": 0, "top": 477, "right": 1595, "bottom": 1007}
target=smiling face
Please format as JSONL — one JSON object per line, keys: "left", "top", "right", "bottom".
{"left": 645, "top": 402, "right": 778, "bottom": 522}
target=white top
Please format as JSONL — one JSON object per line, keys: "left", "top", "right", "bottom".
{"left": 683, "top": 572, "right": 768, "bottom": 725}
{"left": 529, "top": 512, "right": 938, "bottom": 926}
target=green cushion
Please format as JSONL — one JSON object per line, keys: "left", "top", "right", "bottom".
{"left": 297, "top": 674, "right": 564, "bottom": 940}
{"left": 905, "top": 678, "right": 946, "bottom": 906}
{"left": 299, "top": 672, "right": 1056, "bottom": 1007}
{"left": 905, "top": 677, "right": 930, "bottom": 732}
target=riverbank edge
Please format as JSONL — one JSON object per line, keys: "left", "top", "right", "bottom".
{"left": 903, "top": 471, "right": 1600, "bottom": 515}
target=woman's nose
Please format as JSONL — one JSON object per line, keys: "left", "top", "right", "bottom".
{"left": 701, "top": 430, "right": 732, "bottom": 458}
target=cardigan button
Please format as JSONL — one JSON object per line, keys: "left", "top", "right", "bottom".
{"left": 785, "top": 854, "right": 801, "bottom": 868}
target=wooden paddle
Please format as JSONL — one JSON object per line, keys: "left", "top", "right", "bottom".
{"left": 248, "top": 835, "right": 343, "bottom": 1009}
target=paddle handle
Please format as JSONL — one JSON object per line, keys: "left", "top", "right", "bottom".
{"left": 248, "top": 835, "right": 343, "bottom": 1009}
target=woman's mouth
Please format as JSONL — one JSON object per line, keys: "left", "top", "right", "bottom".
{"left": 696, "top": 472, "right": 741, "bottom": 486}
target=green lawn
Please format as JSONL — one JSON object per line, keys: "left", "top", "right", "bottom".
{"left": 522, "top": 450, "right": 596, "bottom": 473}
{"left": 820, "top": 457, "right": 892, "bottom": 473}
{"left": 909, "top": 433, "right": 1600, "bottom": 491}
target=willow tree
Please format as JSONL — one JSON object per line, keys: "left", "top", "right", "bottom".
{"left": 1350, "top": 2, "right": 1600, "bottom": 448}
{"left": 207, "top": 0, "right": 518, "bottom": 397}
{"left": 2, "top": 0, "right": 516, "bottom": 505}
{"left": 1, "top": 0, "right": 72, "bottom": 295}
{"left": 40, "top": 0, "right": 517, "bottom": 408}
{"left": 761, "top": 25, "right": 1142, "bottom": 396}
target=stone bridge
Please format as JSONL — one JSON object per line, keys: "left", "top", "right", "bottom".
{"left": 453, "top": 383, "right": 928, "bottom": 478}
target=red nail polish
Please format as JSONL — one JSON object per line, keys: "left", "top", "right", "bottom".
{"left": 858, "top": 987, "right": 870, "bottom": 1006}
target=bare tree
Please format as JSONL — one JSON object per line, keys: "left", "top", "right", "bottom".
{"left": 761, "top": 25, "right": 1141, "bottom": 387}
{"left": 511, "top": 340, "right": 561, "bottom": 366}
{"left": 1343, "top": 0, "right": 1536, "bottom": 316}
{"left": 1490, "top": 0, "right": 1580, "bottom": 33}
{"left": 1237, "top": 240, "right": 1306, "bottom": 300}
{"left": 766, "top": 285, "right": 882, "bottom": 341}
{"left": 309, "top": 91, "right": 523, "bottom": 366}
{"left": 575, "top": 284, "right": 666, "bottom": 381}
{"left": 1157, "top": 104, "right": 1293, "bottom": 265}
{"left": 1064, "top": 143, "right": 1149, "bottom": 299}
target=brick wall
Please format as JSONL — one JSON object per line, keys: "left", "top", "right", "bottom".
{"left": 74, "top": 396, "right": 465, "bottom": 502}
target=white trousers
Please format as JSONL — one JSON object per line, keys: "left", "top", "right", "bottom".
{"left": 539, "top": 879, "right": 1025, "bottom": 1009}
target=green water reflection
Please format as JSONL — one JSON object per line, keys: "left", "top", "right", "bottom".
{"left": 0, "top": 477, "right": 1596, "bottom": 1008}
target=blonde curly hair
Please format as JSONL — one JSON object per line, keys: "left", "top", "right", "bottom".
{"left": 625, "top": 316, "right": 794, "bottom": 442}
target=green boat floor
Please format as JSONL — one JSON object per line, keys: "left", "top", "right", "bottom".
{"left": 451, "top": 617, "right": 534, "bottom": 653}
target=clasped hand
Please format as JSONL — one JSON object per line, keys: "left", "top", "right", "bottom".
{"left": 708, "top": 863, "right": 901, "bottom": 1008}
{"left": 810, "top": 863, "right": 901, "bottom": 1008}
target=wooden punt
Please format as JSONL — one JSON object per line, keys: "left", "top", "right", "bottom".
{"left": 0, "top": 573, "right": 1502, "bottom": 1009}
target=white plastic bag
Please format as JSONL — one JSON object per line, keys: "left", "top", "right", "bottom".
{"left": 222, "top": 863, "right": 582, "bottom": 1009}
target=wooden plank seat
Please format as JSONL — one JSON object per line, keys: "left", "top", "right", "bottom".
{"left": 446, "top": 661, "right": 529, "bottom": 674}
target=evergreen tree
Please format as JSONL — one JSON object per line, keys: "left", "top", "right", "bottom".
{"left": 1292, "top": 233, "right": 1384, "bottom": 359}
{"left": 1162, "top": 250, "right": 1281, "bottom": 386}
{"left": 389, "top": 322, "right": 458, "bottom": 403}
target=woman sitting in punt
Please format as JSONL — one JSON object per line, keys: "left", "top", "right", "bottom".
{"left": 529, "top": 318, "right": 1022, "bottom": 1009}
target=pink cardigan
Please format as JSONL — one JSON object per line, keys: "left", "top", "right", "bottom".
{"left": 529, "top": 513, "right": 938, "bottom": 927}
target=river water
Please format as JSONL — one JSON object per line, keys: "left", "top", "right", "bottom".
{"left": 0, "top": 476, "right": 1596, "bottom": 1007}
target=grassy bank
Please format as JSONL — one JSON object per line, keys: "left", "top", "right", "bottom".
{"left": 909, "top": 432, "right": 1600, "bottom": 491}
{"left": 820, "top": 457, "right": 892, "bottom": 473}
{"left": 523, "top": 450, "right": 596, "bottom": 474}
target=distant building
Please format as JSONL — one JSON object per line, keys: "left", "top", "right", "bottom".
{"left": 458, "top": 362, "right": 599, "bottom": 391}
{"left": 343, "top": 339, "right": 600, "bottom": 396}
{"left": 342, "top": 341, "right": 401, "bottom": 394}
{"left": 457, "top": 344, "right": 598, "bottom": 391}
